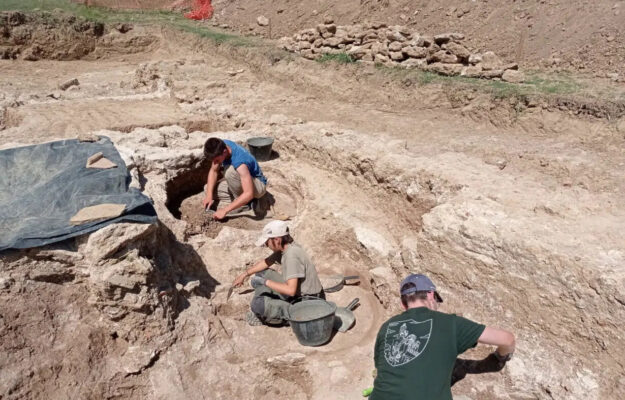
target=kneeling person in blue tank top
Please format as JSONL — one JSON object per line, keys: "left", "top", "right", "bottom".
{"left": 203, "top": 137, "right": 270, "bottom": 220}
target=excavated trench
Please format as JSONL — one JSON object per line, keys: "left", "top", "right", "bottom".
{"left": 165, "top": 156, "right": 302, "bottom": 239}
{"left": 1, "top": 10, "right": 624, "bottom": 399}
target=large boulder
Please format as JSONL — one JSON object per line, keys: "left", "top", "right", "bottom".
{"left": 83, "top": 222, "right": 157, "bottom": 263}
{"left": 374, "top": 53, "right": 389, "bottom": 63}
{"left": 317, "top": 23, "right": 337, "bottom": 38}
{"left": 323, "top": 37, "right": 343, "bottom": 47}
{"left": 433, "top": 32, "right": 465, "bottom": 44}
{"left": 443, "top": 42, "right": 471, "bottom": 60}
{"left": 389, "top": 51, "right": 405, "bottom": 61}
{"left": 502, "top": 69, "right": 525, "bottom": 83}
{"left": 371, "top": 42, "right": 389, "bottom": 57}
{"left": 401, "top": 58, "right": 427, "bottom": 69}
{"left": 481, "top": 51, "right": 502, "bottom": 70}
{"left": 461, "top": 65, "right": 483, "bottom": 78}
{"left": 479, "top": 69, "right": 505, "bottom": 78}
{"left": 403, "top": 46, "right": 427, "bottom": 58}
{"left": 348, "top": 44, "right": 372, "bottom": 59}
{"left": 426, "top": 62, "right": 463, "bottom": 76}
{"left": 385, "top": 30, "right": 407, "bottom": 42}
{"left": 429, "top": 50, "right": 459, "bottom": 64}
{"left": 468, "top": 53, "right": 483, "bottom": 65}
{"left": 388, "top": 41, "right": 403, "bottom": 52}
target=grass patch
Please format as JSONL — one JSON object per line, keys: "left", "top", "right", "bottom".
{"left": 523, "top": 73, "right": 581, "bottom": 95}
{"left": 372, "top": 63, "right": 593, "bottom": 101}
{"left": 0, "top": 0, "right": 256, "bottom": 47}
{"left": 176, "top": 23, "right": 255, "bottom": 46}
{"left": 316, "top": 52, "right": 355, "bottom": 64}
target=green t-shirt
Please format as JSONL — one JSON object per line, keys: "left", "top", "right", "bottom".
{"left": 371, "top": 307, "right": 485, "bottom": 400}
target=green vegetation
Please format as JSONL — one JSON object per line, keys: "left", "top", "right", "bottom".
{"left": 372, "top": 64, "right": 592, "bottom": 101}
{"left": 0, "top": 0, "right": 256, "bottom": 47}
{"left": 316, "top": 53, "right": 355, "bottom": 64}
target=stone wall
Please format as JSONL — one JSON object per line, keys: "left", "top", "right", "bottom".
{"left": 280, "top": 20, "right": 524, "bottom": 82}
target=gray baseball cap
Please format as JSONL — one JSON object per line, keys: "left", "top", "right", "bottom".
{"left": 400, "top": 273, "right": 443, "bottom": 303}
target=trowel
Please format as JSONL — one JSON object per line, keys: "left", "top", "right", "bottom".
{"left": 270, "top": 205, "right": 291, "bottom": 221}
{"left": 226, "top": 285, "right": 234, "bottom": 301}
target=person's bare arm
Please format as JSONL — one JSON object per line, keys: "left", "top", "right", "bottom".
{"left": 478, "top": 326, "right": 516, "bottom": 356}
{"left": 203, "top": 160, "right": 220, "bottom": 209}
{"left": 266, "top": 277, "right": 298, "bottom": 297}
{"left": 232, "top": 255, "right": 276, "bottom": 287}
{"left": 213, "top": 164, "right": 254, "bottom": 219}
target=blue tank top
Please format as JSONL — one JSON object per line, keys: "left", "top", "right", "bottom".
{"left": 222, "top": 140, "right": 267, "bottom": 184}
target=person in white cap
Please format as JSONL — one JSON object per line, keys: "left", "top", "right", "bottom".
{"left": 232, "top": 220, "right": 324, "bottom": 326}
{"left": 370, "top": 273, "right": 515, "bottom": 400}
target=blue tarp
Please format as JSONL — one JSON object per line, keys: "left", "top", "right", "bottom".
{"left": 0, "top": 136, "right": 157, "bottom": 251}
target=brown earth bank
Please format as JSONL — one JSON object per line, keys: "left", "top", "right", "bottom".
{"left": 1, "top": 12, "right": 625, "bottom": 400}
{"left": 76, "top": 0, "right": 625, "bottom": 78}
{"left": 0, "top": 11, "right": 160, "bottom": 62}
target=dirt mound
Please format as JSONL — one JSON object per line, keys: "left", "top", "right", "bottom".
{"left": 0, "top": 11, "right": 158, "bottom": 61}
{"left": 91, "top": 0, "right": 624, "bottom": 77}
{"left": 0, "top": 11, "right": 103, "bottom": 60}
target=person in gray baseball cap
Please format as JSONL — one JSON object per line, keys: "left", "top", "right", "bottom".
{"left": 370, "top": 273, "right": 515, "bottom": 400}
{"left": 231, "top": 220, "right": 324, "bottom": 326}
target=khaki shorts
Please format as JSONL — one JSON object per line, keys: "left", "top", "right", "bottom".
{"left": 221, "top": 165, "right": 266, "bottom": 199}
{"left": 206, "top": 165, "right": 267, "bottom": 208}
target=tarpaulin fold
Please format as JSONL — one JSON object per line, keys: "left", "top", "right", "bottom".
{"left": 0, "top": 136, "right": 157, "bottom": 251}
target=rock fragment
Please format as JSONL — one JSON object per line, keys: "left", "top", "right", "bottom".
{"left": 267, "top": 353, "right": 306, "bottom": 366}
{"left": 502, "top": 69, "right": 525, "bottom": 83}
{"left": 256, "top": 16, "right": 269, "bottom": 26}
{"left": 59, "top": 78, "right": 79, "bottom": 91}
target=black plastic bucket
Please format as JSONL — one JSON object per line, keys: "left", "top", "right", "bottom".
{"left": 247, "top": 137, "right": 274, "bottom": 161}
{"left": 288, "top": 300, "right": 336, "bottom": 347}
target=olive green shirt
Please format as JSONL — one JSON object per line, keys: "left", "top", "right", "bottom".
{"left": 268, "top": 242, "right": 323, "bottom": 296}
{"left": 371, "top": 307, "right": 485, "bottom": 400}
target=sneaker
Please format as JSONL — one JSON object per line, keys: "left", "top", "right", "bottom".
{"left": 229, "top": 204, "right": 252, "bottom": 215}
{"left": 246, "top": 311, "right": 264, "bottom": 326}
{"left": 253, "top": 193, "right": 271, "bottom": 218}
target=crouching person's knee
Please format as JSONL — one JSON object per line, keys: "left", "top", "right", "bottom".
{"left": 251, "top": 295, "right": 265, "bottom": 316}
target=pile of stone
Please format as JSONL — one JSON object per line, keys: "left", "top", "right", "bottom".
{"left": 279, "top": 20, "right": 524, "bottom": 82}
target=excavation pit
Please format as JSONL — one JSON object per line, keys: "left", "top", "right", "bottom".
{"left": 167, "top": 164, "right": 300, "bottom": 238}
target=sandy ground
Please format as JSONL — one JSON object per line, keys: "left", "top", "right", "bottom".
{"left": 82, "top": 0, "right": 625, "bottom": 77}
{"left": 1, "top": 15, "right": 625, "bottom": 400}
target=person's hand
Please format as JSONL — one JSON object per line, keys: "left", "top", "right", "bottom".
{"left": 473, "top": 352, "right": 511, "bottom": 373}
{"left": 232, "top": 272, "right": 248, "bottom": 288}
{"left": 202, "top": 196, "right": 213, "bottom": 210}
{"left": 213, "top": 208, "right": 227, "bottom": 220}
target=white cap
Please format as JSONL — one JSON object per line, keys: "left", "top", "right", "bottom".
{"left": 255, "top": 220, "right": 290, "bottom": 247}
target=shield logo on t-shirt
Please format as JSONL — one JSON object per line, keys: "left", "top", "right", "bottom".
{"left": 383, "top": 319, "right": 432, "bottom": 367}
